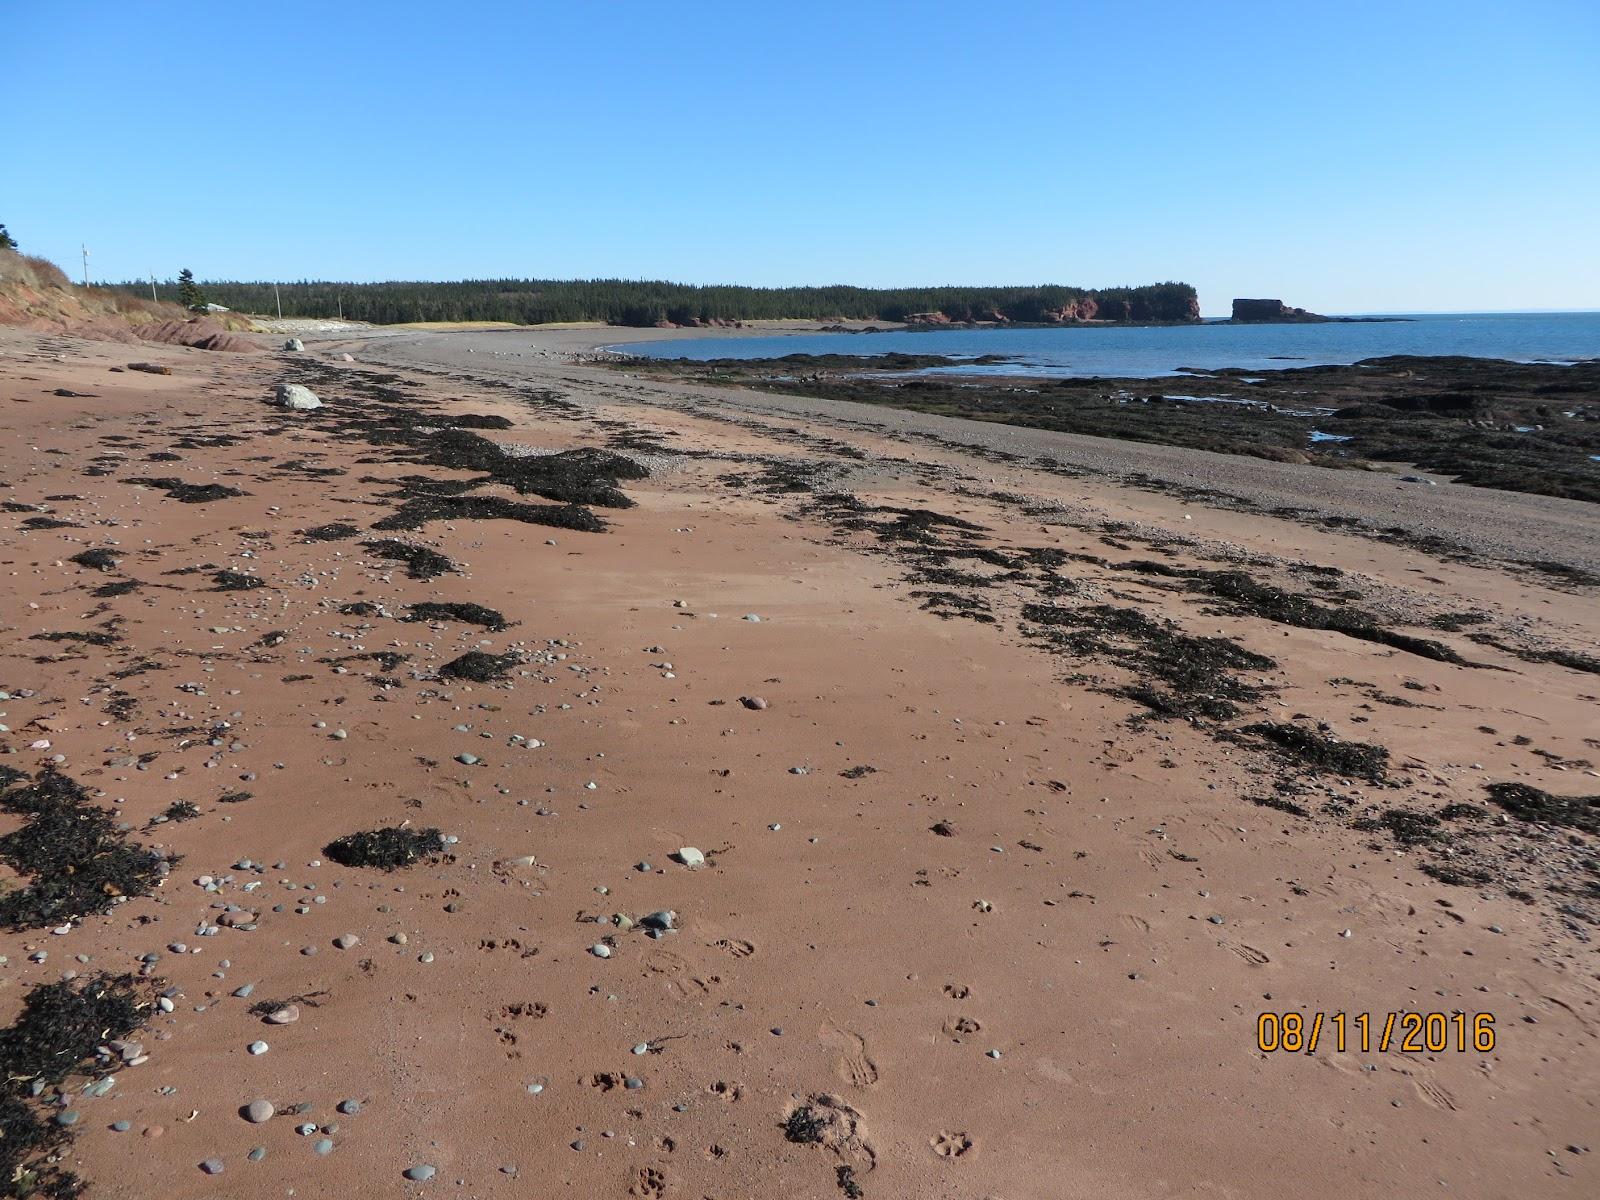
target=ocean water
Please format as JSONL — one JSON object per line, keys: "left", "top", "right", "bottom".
{"left": 611, "top": 311, "right": 1600, "bottom": 379}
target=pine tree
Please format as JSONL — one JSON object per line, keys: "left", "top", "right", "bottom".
{"left": 177, "top": 268, "right": 206, "bottom": 312}
{"left": 0, "top": 225, "right": 17, "bottom": 252}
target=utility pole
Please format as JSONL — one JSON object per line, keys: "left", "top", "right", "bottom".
{"left": 337, "top": 294, "right": 343, "bottom": 321}
{"left": 274, "top": 283, "right": 283, "bottom": 320}
{"left": 150, "top": 274, "right": 157, "bottom": 303}
{"left": 81, "top": 245, "right": 90, "bottom": 287}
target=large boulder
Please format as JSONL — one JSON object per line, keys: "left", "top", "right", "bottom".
{"left": 284, "top": 337, "right": 304, "bottom": 351}
{"left": 273, "top": 383, "right": 321, "bottom": 410}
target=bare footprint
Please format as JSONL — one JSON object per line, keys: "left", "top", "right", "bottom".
{"left": 820, "top": 1023, "right": 880, "bottom": 1087}
{"left": 931, "top": 1130, "right": 974, "bottom": 1159}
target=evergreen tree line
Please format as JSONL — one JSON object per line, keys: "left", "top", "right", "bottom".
{"left": 100, "top": 276, "right": 1199, "bottom": 327}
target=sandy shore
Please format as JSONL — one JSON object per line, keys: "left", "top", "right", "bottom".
{"left": 1, "top": 326, "right": 1595, "bottom": 1199}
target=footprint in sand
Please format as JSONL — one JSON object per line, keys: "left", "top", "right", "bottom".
{"left": 1218, "top": 939, "right": 1271, "bottom": 966}
{"left": 941, "top": 1015, "right": 982, "bottom": 1042}
{"left": 629, "top": 1165, "right": 669, "bottom": 1198}
{"left": 715, "top": 937, "right": 756, "bottom": 959}
{"left": 820, "top": 1023, "right": 880, "bottom": 1087}
{"left": 931, "top": 1131, "right": 974, "bottom": 1159}
{"left": 942, "top": 983, "right": 972, "bottom": 1000}
{"left": 1121, "top": 914, "right": 1151, "bottom": 933}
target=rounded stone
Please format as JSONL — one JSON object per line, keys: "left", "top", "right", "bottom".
{"left": 313, "top": 1138, "right": 334, "bottom": 1155}
{"left": 244, "top": 1099, "right": 274, "bottom": 1123}
{"left": 404, "top": 1165, "right": 437, "bottom": 1181}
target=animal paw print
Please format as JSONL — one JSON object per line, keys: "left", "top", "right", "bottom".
{"left": 941, "top": 1015, "right": 981, "bottom": 1042}
{"left": 942, "top": 983, "right": 971, "bottom": 1000}
{"left": 715, "top": 938, "right": 755, "bottom": 959}
{"left": 707, "top": 1080, "right": 743, "bottom": 1103}
{"left": 931, "top": 1131, "right": 974, "bottom": 1159}
{"left": 629, "top": 1165, "right": 668, "bottom": 1198}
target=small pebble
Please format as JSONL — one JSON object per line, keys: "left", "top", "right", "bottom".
{"left": 404, "top": 1165, "right": 437, "bottom": 1182}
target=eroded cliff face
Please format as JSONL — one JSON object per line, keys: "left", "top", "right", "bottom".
{"left": 0, "top": 252, "right": 258, "bottom": 350}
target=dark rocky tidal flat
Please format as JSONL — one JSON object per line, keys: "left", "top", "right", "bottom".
{"left": 630, "top": 354, "right": 1600, "bottom": 503}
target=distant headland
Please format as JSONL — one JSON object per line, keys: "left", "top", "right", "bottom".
{"left": 99, "top": 276, "right": 1202, "bottom": 329}
{"left": 1228, "top": 297, "right": 1408, "bottom": 324}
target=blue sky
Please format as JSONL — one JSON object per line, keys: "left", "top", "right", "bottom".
{"left": 7, "top": 1, "right": 1597, "bottom": 314}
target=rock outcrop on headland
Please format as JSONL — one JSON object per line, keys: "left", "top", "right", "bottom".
{"left": 1231, "top": 298, "right": 1329, "bottom": 322}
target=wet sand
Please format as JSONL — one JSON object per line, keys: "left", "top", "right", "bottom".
{"left": 1, "top": 326, "right": 1596, "bottom": 1199}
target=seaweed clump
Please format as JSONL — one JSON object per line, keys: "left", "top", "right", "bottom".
{"left": 1176, "top": 569, "right": 1468, "bottom": 664}
{"left": 0, "top": 974, "right": 150, "bottom": 1199}
{"left": 91, "top": 579, "right": 141, "bottom": 598}
{"left": 0, "top": 770, "right": 166, "bottom": 929}
{"left": 438, "top": 650, "right": 520, "bottom": 682}
{"left": 123, "top": 476, "right": 246, "bottom": 503}
{"left": 1242, "top": 722, "right": 1389, "bottom": 782}
{"left": 301, "top": 522, "right": 360, "bottom": 541}
{"left": 1022, "top": 602, "right": 1275, "bottom": 721}
{"left": 783, "top": 1106, "right": 829, "bottom": 1144}
{"left": 324, "top": 826, "right": 445, "bottom": 870}
{"left": 360, "top": 539, "right": 457, "bottom": 580}
{"left": 67, "top": 548, "right": 120, "bottom": 571}
{"left": 1485, "top": 782, "right": 1598, "bottom": 834}
{"left": 405, "top": 602, "right": 510, "bottom": 631}
{"left": 372, "top": 493, "right": 606, "bottom": 534}
{"left": 211, "top": 570, "right": 265, "bottom": 591}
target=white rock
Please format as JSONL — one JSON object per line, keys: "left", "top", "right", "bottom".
{"left": 676, "top": 847, "right": 706, "bottom": 868}
{"left": 273, "top": 383, "right": 321, "bottom": 411}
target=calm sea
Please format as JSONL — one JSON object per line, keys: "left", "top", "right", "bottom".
{"left": 611, "top": 311, "right": 1600, "bottom": 379}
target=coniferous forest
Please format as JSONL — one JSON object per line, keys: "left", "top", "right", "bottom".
{"left": 101, "top": 277, "right": 1199, "bottom": 327}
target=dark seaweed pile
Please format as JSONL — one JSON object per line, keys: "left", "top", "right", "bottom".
{"left": 123, "top": 476, "right": 246, "bottom": 503}
{"left": 301, "top": 521, "right": 360, "bottom": 541}
{"left": 1023, "top": 602, "right": 1276, "bottom": 721}
{"left": 0, "top": 975, "right": 149, "bottom": 1198}
{"left": 324, "top": 826, "right": 446, "bottom": 870}
{"left": 0, "top": 770, "right": 165, "bottom": 930}
{"left": 405, "top": 602, "right": 510, "bottom": 630}
{"left": 360, "top": 539, "right": 457, "bottom": 580}
{"left": 1241, "top": 721, "right": 1390, "bottom": 782}
{"left": 438, "top": 650, "right": 520, "bottom": 682}
{"left": 210, "top": 569, "right": 265, "bottom": 591}
{"left": 66, "top": 548, "right": 119, "bottom": 571}
{"left": 1485, "top": 782, "right": 1598, "bottom": 834}
{"left": 1170, "top": 568, "right": 1468, "bottom": 664}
